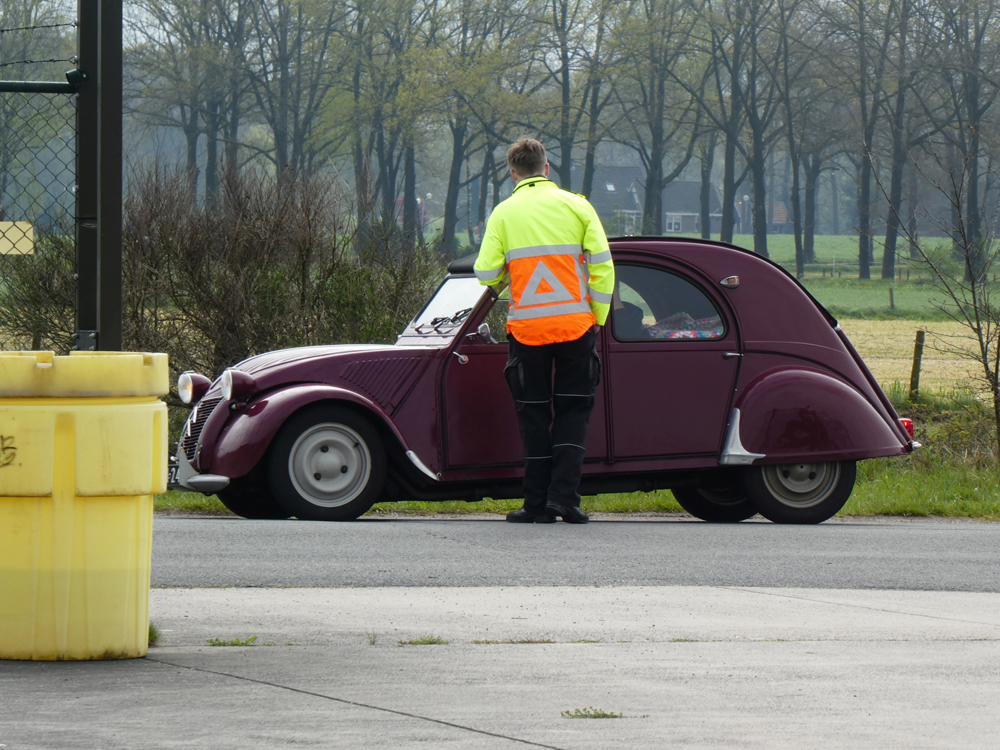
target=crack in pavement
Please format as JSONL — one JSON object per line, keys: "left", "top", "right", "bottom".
{"left": 726, "top": 587, "right": 1000, "bottom": 628}
{"left": 143, "top": 656, "right": 567, "bottom": 749}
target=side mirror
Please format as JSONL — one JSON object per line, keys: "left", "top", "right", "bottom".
{"left": 465, "top": 322, "right": 498, "bottom": 344}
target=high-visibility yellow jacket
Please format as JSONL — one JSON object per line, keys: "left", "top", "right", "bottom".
{"left": 473, "top": 176, "right": 615, "bottom": 346}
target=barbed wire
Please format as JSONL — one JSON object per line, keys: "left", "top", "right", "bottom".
{"left": 0, "top": 22, "right": 77, "bottom": 34}
{"left": 0, "top": 57, "right": 77, "bottom": 69}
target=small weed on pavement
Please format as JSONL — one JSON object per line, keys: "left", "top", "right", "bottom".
{"left": 397, "top": 635, "right": 448, "bottom": 646}
{"left": 148, "top": 623, "right": 161, "bottom": 647}
{"left": 470, "top": 638, "right": 555, "bottom": 644}
{"left": 561, "top": 707, "right": 622, "bottom": 719}
{"left": 207, "top": 635, "right": 257, "bottom": 647}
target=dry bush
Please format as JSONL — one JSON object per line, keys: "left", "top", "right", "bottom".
{"left": 122, "top": 165, "right": 443, "bottom": 381}
{"left": 0, "top": 230, "right": 75, "bottom": 353}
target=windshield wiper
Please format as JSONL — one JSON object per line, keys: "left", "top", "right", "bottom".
{"left": 431, "top": 307, "right": 472, "bottom": 327}
{"left": 410, "top": 307, "right": 473, "bottom": 335}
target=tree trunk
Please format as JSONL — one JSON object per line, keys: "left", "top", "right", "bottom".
{"left": 803, "top": 154, "right": 821, "bottom": 264}
{"left": 881, "top": 80, "right": 907, "bottom": 279}
{"left": 403, "top": 141, "right": 417, "bottom": 254}
{"left": 581, "top": 76, "right": 603, "bottom": 200}
{"left": 830, "top": 170, "right": 840, "bottom": 235}
{"left": 699, "top": 132, "right": 717, "bottom": 240}
{"left": 182, "top": 104, "right": 199, "bottom": 195}
{"left": 965, "top": 98, "right": 983, "bottom": 281}
{"left": 477, "top": 146, "right": 494, "bottom": 238}
{"left": 790, "top": 152, "right": 803, "bottom": 278}
{"left": 750, "top": 127, "right": 768, "bottom": 258}
{"left": 441, "top": 116, "right": 468, "bottom": 257}
{"left": 905, "top": 162, "right": 919, "bottom": 258}
{"left": 858, "top": 136, "right": 874, "bottom": 279}
{"left": 720, "top": 133, "right": 738, "bottom": 243}
{"left": 205, "top": 99, "right": 220, "bottom": 205}
{"left": 642, "top": 142, "right": 664, "bottom": 236}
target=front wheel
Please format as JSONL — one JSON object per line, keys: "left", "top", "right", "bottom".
{"left": 268, "top": 405, "right": 386, "bottom": 521}
{"left": 217, "top": 473, "right": 291, "bottom": 520}
{"left": 671, "top": 485, "right": 758, "bottom": 523}
{"left": 743, "top": 460, "right": 856, "bottom": 524}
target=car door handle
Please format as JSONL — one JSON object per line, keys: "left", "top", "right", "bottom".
{"left": 453, "top": 352, "right": 469, "bottom": 365}
{"left": 723, "top": 352, "right": 742, "bottom": 359}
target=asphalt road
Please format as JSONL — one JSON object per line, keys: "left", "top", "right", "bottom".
{"left": 152, "top": 514, "right": 1000, "bottom": 591}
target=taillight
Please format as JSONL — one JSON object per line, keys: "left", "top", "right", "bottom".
{"left": 899, "top": 418, "right": 915, "bottom": 437}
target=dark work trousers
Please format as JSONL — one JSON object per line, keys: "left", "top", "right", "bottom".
{"left": 504, "top": 328, "right": 601, "bottom": 511}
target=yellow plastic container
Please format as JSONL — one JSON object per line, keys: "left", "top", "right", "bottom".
{"left": 0, "top": 351, "right": 168, "bottom": 660}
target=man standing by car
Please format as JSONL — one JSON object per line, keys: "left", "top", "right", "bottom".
{"left": 474, "top": 138, "right": 615, "bottom": 524}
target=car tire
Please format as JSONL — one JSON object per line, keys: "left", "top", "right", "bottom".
{"left": 672, "top": 485, "right": 758, "bottom": 523}
{"left": 268, "top": 404, "right": 385, "bottom": 521}
{"left": 216, "top": 471, "right": 291, "bottom": 520}
{"left": 743, "top": 460, "right": 856, "bottom": 524}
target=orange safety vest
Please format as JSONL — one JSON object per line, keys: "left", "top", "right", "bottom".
{"left": 506, "top": 245, "right": 595, "bottom": 345}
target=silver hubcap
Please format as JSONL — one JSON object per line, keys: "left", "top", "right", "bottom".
{"left": 288, "top": 423, "right": 371, "bottom": 508}
{"left": 761, "top": 462, "right": 840, "bottom": 509}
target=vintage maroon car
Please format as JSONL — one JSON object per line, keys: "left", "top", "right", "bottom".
{"left": 169, "top": 237, "right": 918, "bottom": 524}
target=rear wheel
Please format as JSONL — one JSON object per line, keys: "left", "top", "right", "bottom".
{"left": 743, "top": 460, "right": 856, "bottom": 524}
{"left": 268, "top": 405, "right": 385, "bottom": 521}
{"left": 671, "top": 484, "right": 758, "bottom": 523}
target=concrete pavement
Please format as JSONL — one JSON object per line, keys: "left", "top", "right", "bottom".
{"left": 3, "top": 585, "right": 1000, "bottom": 749}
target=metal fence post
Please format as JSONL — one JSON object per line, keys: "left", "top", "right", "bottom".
{"left": 76, "top": 0, "right": 99, "bottom": 348}
{"left": 98, "top": 0, "right": 123, "bottom": 351}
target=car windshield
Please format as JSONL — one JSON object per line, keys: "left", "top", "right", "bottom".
{"left": 396, "top": 277, "right": 489, "bottom": 344}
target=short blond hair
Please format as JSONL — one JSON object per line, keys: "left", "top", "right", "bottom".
{"left": 507, "top": 138, "right": 547, "bottom": 177}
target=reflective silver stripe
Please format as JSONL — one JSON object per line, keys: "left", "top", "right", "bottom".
{"left": 552, "top": 443, "right": 586, "bottom": 450}
{"left": 475, "top": 266, "right": 503, "bottom": 281}
{"left": 588, "top": 287, "right": 612, "bottom": 304}
{"left": 585, "top": 249, "right": 612, "bottom": 264}
{"left": 508, "top": 300, "right": 592, "bottom": 321}
{"left": 575, "top": 255, "right": 588, "bottom": 302}
{"left": 505, "top": 244, "right": 582, "bottom": 262}
{"left": 525, "top": 455, "right": 552, "bottom": 460}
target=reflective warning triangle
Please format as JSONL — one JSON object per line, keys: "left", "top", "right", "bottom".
{"left": 519, "top": 259, "right": 574, "bottom": 306}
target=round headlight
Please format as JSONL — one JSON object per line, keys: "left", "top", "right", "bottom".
{"left": 221, "top": 368, "right": 256, "bottom": 402}
{"left": 221, "top": 369, "right": 234, "bottom": 401}
{"left": 177, "top": 371, "right": 210, "bottom": 404}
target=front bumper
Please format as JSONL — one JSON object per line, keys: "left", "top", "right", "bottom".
{"left": 168, "top": 444, "right": 231, "bottom": 493}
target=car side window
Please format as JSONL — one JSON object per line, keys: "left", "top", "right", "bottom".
{"left": 612, "top": 264, "right": 725, "bottom": 341}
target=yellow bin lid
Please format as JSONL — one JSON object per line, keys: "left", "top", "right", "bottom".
{"left": 0, "top": 351, "right": 169, "bottom": 398}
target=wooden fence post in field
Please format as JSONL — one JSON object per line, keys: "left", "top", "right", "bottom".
{"left": 909, "top": 329, "right": 925, "bottom": 402}
{"left": 889, "top": 287, "right": 895, "bottom": 309}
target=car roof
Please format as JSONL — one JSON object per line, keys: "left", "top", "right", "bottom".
{"left": 446, "top": 237, "right": 836, "bottom": 327}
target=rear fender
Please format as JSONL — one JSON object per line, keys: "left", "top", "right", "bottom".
{"left": 728, "top": 367, "right": 909, "bottom": 464}
{"left": 208, "top": 385, "right": 409, "bottom": 480}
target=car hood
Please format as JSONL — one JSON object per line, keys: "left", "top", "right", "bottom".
{"left": 232, "top": 344, "right": 397, "bottom": 376}
{"left": 223, "top": 343, "right": 439, "bottom": 412}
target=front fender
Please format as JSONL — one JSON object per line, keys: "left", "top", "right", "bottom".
{"left": 733, "top": 367, "right": 909, "bottom": 464}
{"left": 208, "top": 385, "right": 409, "bottom": 480}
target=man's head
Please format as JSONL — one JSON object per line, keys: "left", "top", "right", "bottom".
{"left": 507, "top": 138, "right": 549, "bottom": 182}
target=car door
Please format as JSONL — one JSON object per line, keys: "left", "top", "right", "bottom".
{"left": 605, "top": 262, "right": 739, "bottom": 460}
{"left": 442, "top": 292, "right": 609, "bottom": 469}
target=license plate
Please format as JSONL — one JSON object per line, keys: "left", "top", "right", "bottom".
{"left": 167, "top": 463, "right": 180, "bottom": 488}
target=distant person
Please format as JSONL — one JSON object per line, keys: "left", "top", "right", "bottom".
{"left": 474, "top": 138, "right": 615, "bottom": 524}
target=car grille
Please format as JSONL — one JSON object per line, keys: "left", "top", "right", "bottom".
{"left": 181, "top": 396, "right": 222, "bottom": 462}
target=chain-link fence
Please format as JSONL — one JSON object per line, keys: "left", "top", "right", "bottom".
{"left": 0, "top": 10, "right": 78, "bottom": 353}
{"left": 0, "top": 90, "right": 76, "bottom": 352}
